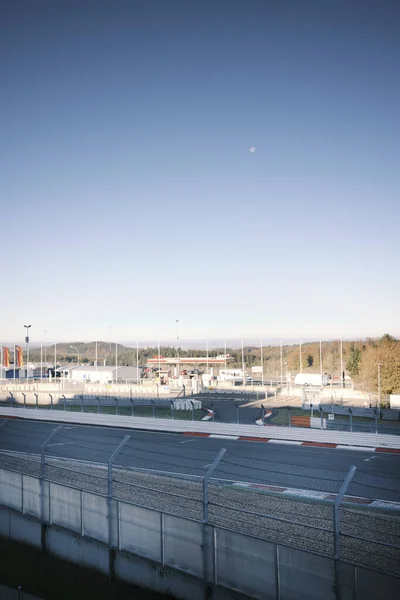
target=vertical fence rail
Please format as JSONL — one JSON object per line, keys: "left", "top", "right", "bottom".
{"left": 40, "top": 425, "right": 63, "bottom": 552}
{"left": 107, "top": 435, "right": 131, "bottom": 580}
{"left": 334, "top": 465, "right": 357, "bottom": 600}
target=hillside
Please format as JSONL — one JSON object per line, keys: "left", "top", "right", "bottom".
{"left": 25, "top": 335, "right": 400, "bottom": 395}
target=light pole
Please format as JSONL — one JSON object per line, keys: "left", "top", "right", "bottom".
{"left": 280, "top": 340, "right": 283, "bottom": 386}
{"left": 284, "top": 361, "right": 288, "bottom": 397}
{"left": 261, "top": 339, "right": 264, "bottom": 387}
{"left": 70, "top": 345, "right": 79, "bottom": 366}
{"left": 320, "top": 340, "right": 323, "bottom": 377}
{"left": 241, "top": 340, "right": 245, "bottom": 386}
{"left": 44, "top": 330, "right": 47, "bottom": 363}
{"left": 24, "top": 325, "right": 31, "bottom": 381}
{"left": 299, "top": 341, "right": 302, "bottom": 373}
{"left": 176, "top": 320, "right": 180, "bottom": 377}
{"left": 340, "top": 339, "right": 344, "bottom": 388}
{"left": 377, "top": 363, "right": 383, "bottom": 409}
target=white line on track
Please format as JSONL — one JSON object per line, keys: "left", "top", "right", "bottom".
{"left": 336, "top": 445, "right": 376, "bottom": 452}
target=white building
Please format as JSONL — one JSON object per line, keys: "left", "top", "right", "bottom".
{"left": 70, "top": 366, "right": 141, "bottom": 384}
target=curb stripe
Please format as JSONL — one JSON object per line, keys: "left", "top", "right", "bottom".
{"left": 376, "top": 447, "right": 400, "bottom": 454}
{"left": 181, "top": 433, "right": 400, "bottom": 454}
{"left": 301, "top": 442, "right": 337, "bottom": 448}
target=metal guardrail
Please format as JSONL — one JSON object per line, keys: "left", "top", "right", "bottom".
{"left": 0, "top": 406, "right": 400, "bottom": 449}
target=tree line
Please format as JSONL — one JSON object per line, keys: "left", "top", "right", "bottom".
{"left": 28, "top": 335, "right": 400, "bottom": 395}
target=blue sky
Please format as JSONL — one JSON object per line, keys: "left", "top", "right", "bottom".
{"left": 1, "top": 0, "right": 399, "bottom": 344}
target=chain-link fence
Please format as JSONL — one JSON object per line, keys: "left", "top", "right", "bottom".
{"left": 2, "top": 391, "right": 399, "bottom": 435}
{"left": 0, "top": 418, "right": 399, "bottom": 578}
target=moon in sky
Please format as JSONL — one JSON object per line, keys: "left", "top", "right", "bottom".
{"left": 249, "top": 146, "right": 256, "bottom": 153}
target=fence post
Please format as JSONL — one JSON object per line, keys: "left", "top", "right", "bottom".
{"left": 49, "top": 394, "right": 53, "bottom": 410}
{"left": 151, "top": 399, "right": 155, "bottom": 418}
{"left": 202, "top": 449, "right": 226, "bottom": 591}
{"left": 40, "top": 425, "right": 63, "bottom": 553}
{"left": 22, "top": 392, "right": 26, "bottom": 408}
{"left": 170, "top": 400, "right": 175, "bottom": 420}
{"left": 108, "top": 435, "right": 131, "bottom": 581}
{"left": 61, "top": 394, "right": 66, "bottom": 411}
{"left": 96, "top": 396, "right": 101, "bottom": 414}
{"left": 203, "top": 448, "right": 226, "bottom": 524}
{"left": 79, "top": 395, "right": 84, "bottom": 413}
{"left": 235, "top": 403, "right": 240, "bottom": 425}
{"left": 349, "top": 408, "right": 353, "bottom": 432}
{"left": 190, "top": 400, "right": 195, "bottom": 421}
{"left": 211, "top": 401, "right": 215, "bottom": 422}
{"left": 374, "top": 408, "right": 378, "bottom": 434}
{"left": 34, "top": 393, "right": 38, "bottom": 409}
{"left": 130, "top": 397, "right": 134, "bottom": 416}
{"left": 333, "top": 465, "right": 357, "bottom": 599}
{"left": 320, "top": 405, "right": 323, "bottom": 430}
{"left": 260, "top": 404, "right": 265, "bottom": 425}
{"left": 9, "top": 392, "right": 14, "bottom": 407}
{"left": 287, "top": 406, "right": 291, "bottom": 427}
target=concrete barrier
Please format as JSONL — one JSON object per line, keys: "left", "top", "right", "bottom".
{"left": 1, "top": 468, "right": 399, "bottom": 600}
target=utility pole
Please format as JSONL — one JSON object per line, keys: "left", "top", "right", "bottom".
{"left": 280, "top": 340, "right": 283, "bottom": 385}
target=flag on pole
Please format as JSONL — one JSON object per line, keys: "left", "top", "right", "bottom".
{"left": 16, "top": 345, "right": 24, "bottom": 367}
{"left": 2, "top": 347, "right": 10, "bottom": 368}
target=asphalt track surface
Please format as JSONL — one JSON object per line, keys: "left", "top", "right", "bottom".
{"left": 1, "top": 418, "right": 400, "bottom": 576}
{"left": 0, "top": 418, "right": 399, "bottom": 501}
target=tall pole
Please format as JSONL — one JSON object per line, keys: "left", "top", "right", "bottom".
{"left": 224, "top": 340, "right": 227, "bottom": 371}
{"left": 40, "top": 341, "right": 43, "bottom": 381}
{"left": 261, "top": 340, "right": 264, "bottom": 387}
{"left": 377, "top": 363, "right": 382, "bottom": 408}
{"left": 299, "top": 341, "right": 302, "bottom": 373}
{"left": 158, "top": 340, "right": 161, "bottom": 382}
{"left": 44, "top": 330, "right": 47, "bottom": 363}
{"left": 24, "top": 324, "right": 31, "bottom": 381}
{"left": 241, "top": 340, "right": 245, "bottom": 385}
{"left": 95, "top": 340, "right": 98, "bottom": 371}
{"left": 0, "top": 346, "right": 2, "bottom": 380}
{"left": 206, "top": 340, "right": 209, "bottom": 374}
{"left": 284, "top": 361, "right": 288, "bottom": 396}
{"left": 340, "top": 339, "right": 343, "bottom": 388}
{"left": 280, "top": 340, "right": 283, "bottom": 385}
{"left": 54, "top": 342, "right": 57, "bottom": 380}
{"left": 176, "top": 320, "right": 180, "bottom": 377}
{"left": 14, "top": 345, "right": 16, "bottom": 381}
{"left": 320, "top": 340, "right": 323, "bottom": 376}
{"left": 115, "top": 341, "right": 118, "bottom": 384}
{"left": 136, "top": 340, "right": 139, "bottom": 384}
